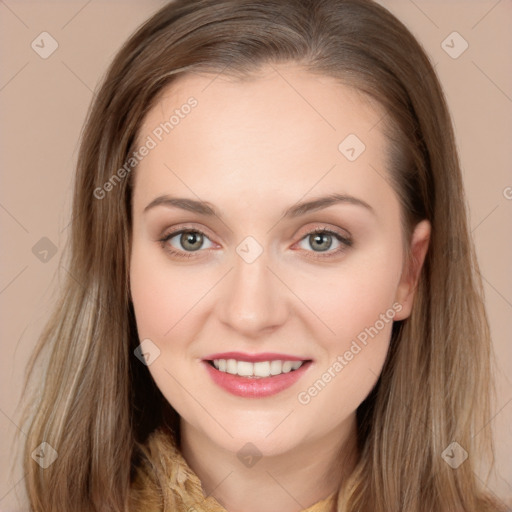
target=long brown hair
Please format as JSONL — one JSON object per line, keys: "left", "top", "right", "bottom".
{"left": 18, "top": 0, "right": 505, "bottom": 510}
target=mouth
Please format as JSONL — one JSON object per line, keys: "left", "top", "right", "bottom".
{"left": 207, "top": 358, "right": 307, "bottom": 378}
{"left": 202, "top": 352, "right": 313, "bottom": 398}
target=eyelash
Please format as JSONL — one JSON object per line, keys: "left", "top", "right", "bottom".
{"left": 158, "top": 226, "right": 353, "bottom": 261}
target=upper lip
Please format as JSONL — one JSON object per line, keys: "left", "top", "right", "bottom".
{"left": 204, "top": 352, "right": 310, "bottom": 362}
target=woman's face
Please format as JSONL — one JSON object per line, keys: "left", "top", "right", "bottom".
{"left": 129, "top": 64, "right": 429, "bottom": 456}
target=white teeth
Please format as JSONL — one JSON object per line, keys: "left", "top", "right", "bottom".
{"left": 211, "top": 358, "right": 305, "bottom": 377}
{"left": 281, "top": 361, "right": 292, "bottom": 373}
{"left": 237, "top": 361, "right": 253, "bottom": 376}
{"left": 226, "top": 359, "right": 238, "bottom": 375}
{"left": 269, "top": 360, "right": 282, "bottom": 375}
{"left": 253, "top": 361, "right": 270, "bottom": 377}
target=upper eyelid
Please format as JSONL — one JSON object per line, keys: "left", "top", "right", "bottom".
{"left": 160, "top": 223, "right": 350, "bottom": 238}
{"left": 160, "top": 224, "right": 215, "bottom": 240}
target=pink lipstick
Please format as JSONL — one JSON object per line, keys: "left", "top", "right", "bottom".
{"left": 202, "top": 352, "right": 312, "bottom": 398}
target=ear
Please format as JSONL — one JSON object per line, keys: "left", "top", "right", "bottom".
{"left": 393, "top": 219, "right": 431, "bottom": 321}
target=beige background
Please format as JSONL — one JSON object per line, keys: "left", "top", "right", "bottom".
{"left": 1, "top": 1, "right": 511, "bottom": 510}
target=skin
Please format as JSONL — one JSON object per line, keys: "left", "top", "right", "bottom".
{"left": 129, "top": 63, "right": 430, "bottom": 512}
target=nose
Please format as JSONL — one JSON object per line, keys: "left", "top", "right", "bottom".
{"left": 216, "top": 247, "right": 289, "bottom": 337}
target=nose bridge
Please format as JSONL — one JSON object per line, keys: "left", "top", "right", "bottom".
{"left": 218, "top": 240, "right": 287, "bottom": 335}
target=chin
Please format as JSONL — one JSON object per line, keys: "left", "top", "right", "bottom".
{"left": 190, "top": 411, "right": 310, "bottom": 456}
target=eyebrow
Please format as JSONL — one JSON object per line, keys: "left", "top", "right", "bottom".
{"left": 143, "top": 193, "right": 375, "bottom": 218}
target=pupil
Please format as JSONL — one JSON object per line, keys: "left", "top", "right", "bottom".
{"left": 182, "top": 232, "right": 202, "bottom": 251}
{"left": 311, "top": 233, "right": 331, "bottom": 252}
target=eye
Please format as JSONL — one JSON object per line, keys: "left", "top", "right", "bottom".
{"left": 295, "top": 228, "right": 352, "bottom": 257}
{"left": 158, "top": 226, "right": 352, "bottom": 260}
{"left": 160, "top": 229, "right": 214, "bottom": 255}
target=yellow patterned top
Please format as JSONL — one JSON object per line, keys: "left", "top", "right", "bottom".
{"left": 129, "top": 427, "right": 337, "bottom": 512}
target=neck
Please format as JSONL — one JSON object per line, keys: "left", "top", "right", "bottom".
{"left": 180, "top": 415, "right": 358, "bottom": 512}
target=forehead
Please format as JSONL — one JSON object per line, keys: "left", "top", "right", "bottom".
{"left": 132, "top": 64, "right": 394, "bottom": 214}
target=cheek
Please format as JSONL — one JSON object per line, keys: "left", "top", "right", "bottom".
{"left": 130, "top": 258, "right": 172, "bottom": 339}
{"left": 129, "top": 246, "right": 205, "bottom": 413}
{"left": 293, "top": 244, "right": 402, "bottom": 415}
{"left": 293, "top": 243, "right": 403, "bottom": 347}
{"left": 130, "top": 242, "right": 209, "bottom": 339}
{"left": 296, "top": 286, "right": 397, "bottom": 426}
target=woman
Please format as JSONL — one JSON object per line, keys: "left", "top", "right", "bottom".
{"left": 18, "top": 0, "right": 506, "bottom": 511}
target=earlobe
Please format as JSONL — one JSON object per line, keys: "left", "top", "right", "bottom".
{"left": 393, "top": 219, "right": 431, "bottom": 321}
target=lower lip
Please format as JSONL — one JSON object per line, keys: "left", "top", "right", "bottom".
{"left": 203, "top": 361, "right": 312, "bottom": 398}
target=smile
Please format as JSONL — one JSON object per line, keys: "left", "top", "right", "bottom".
{"left": 210, "top": 359, "right": 304, "bottom": 377}
{"left": 202, "top": 352, "right": 312, "bottom": 398}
